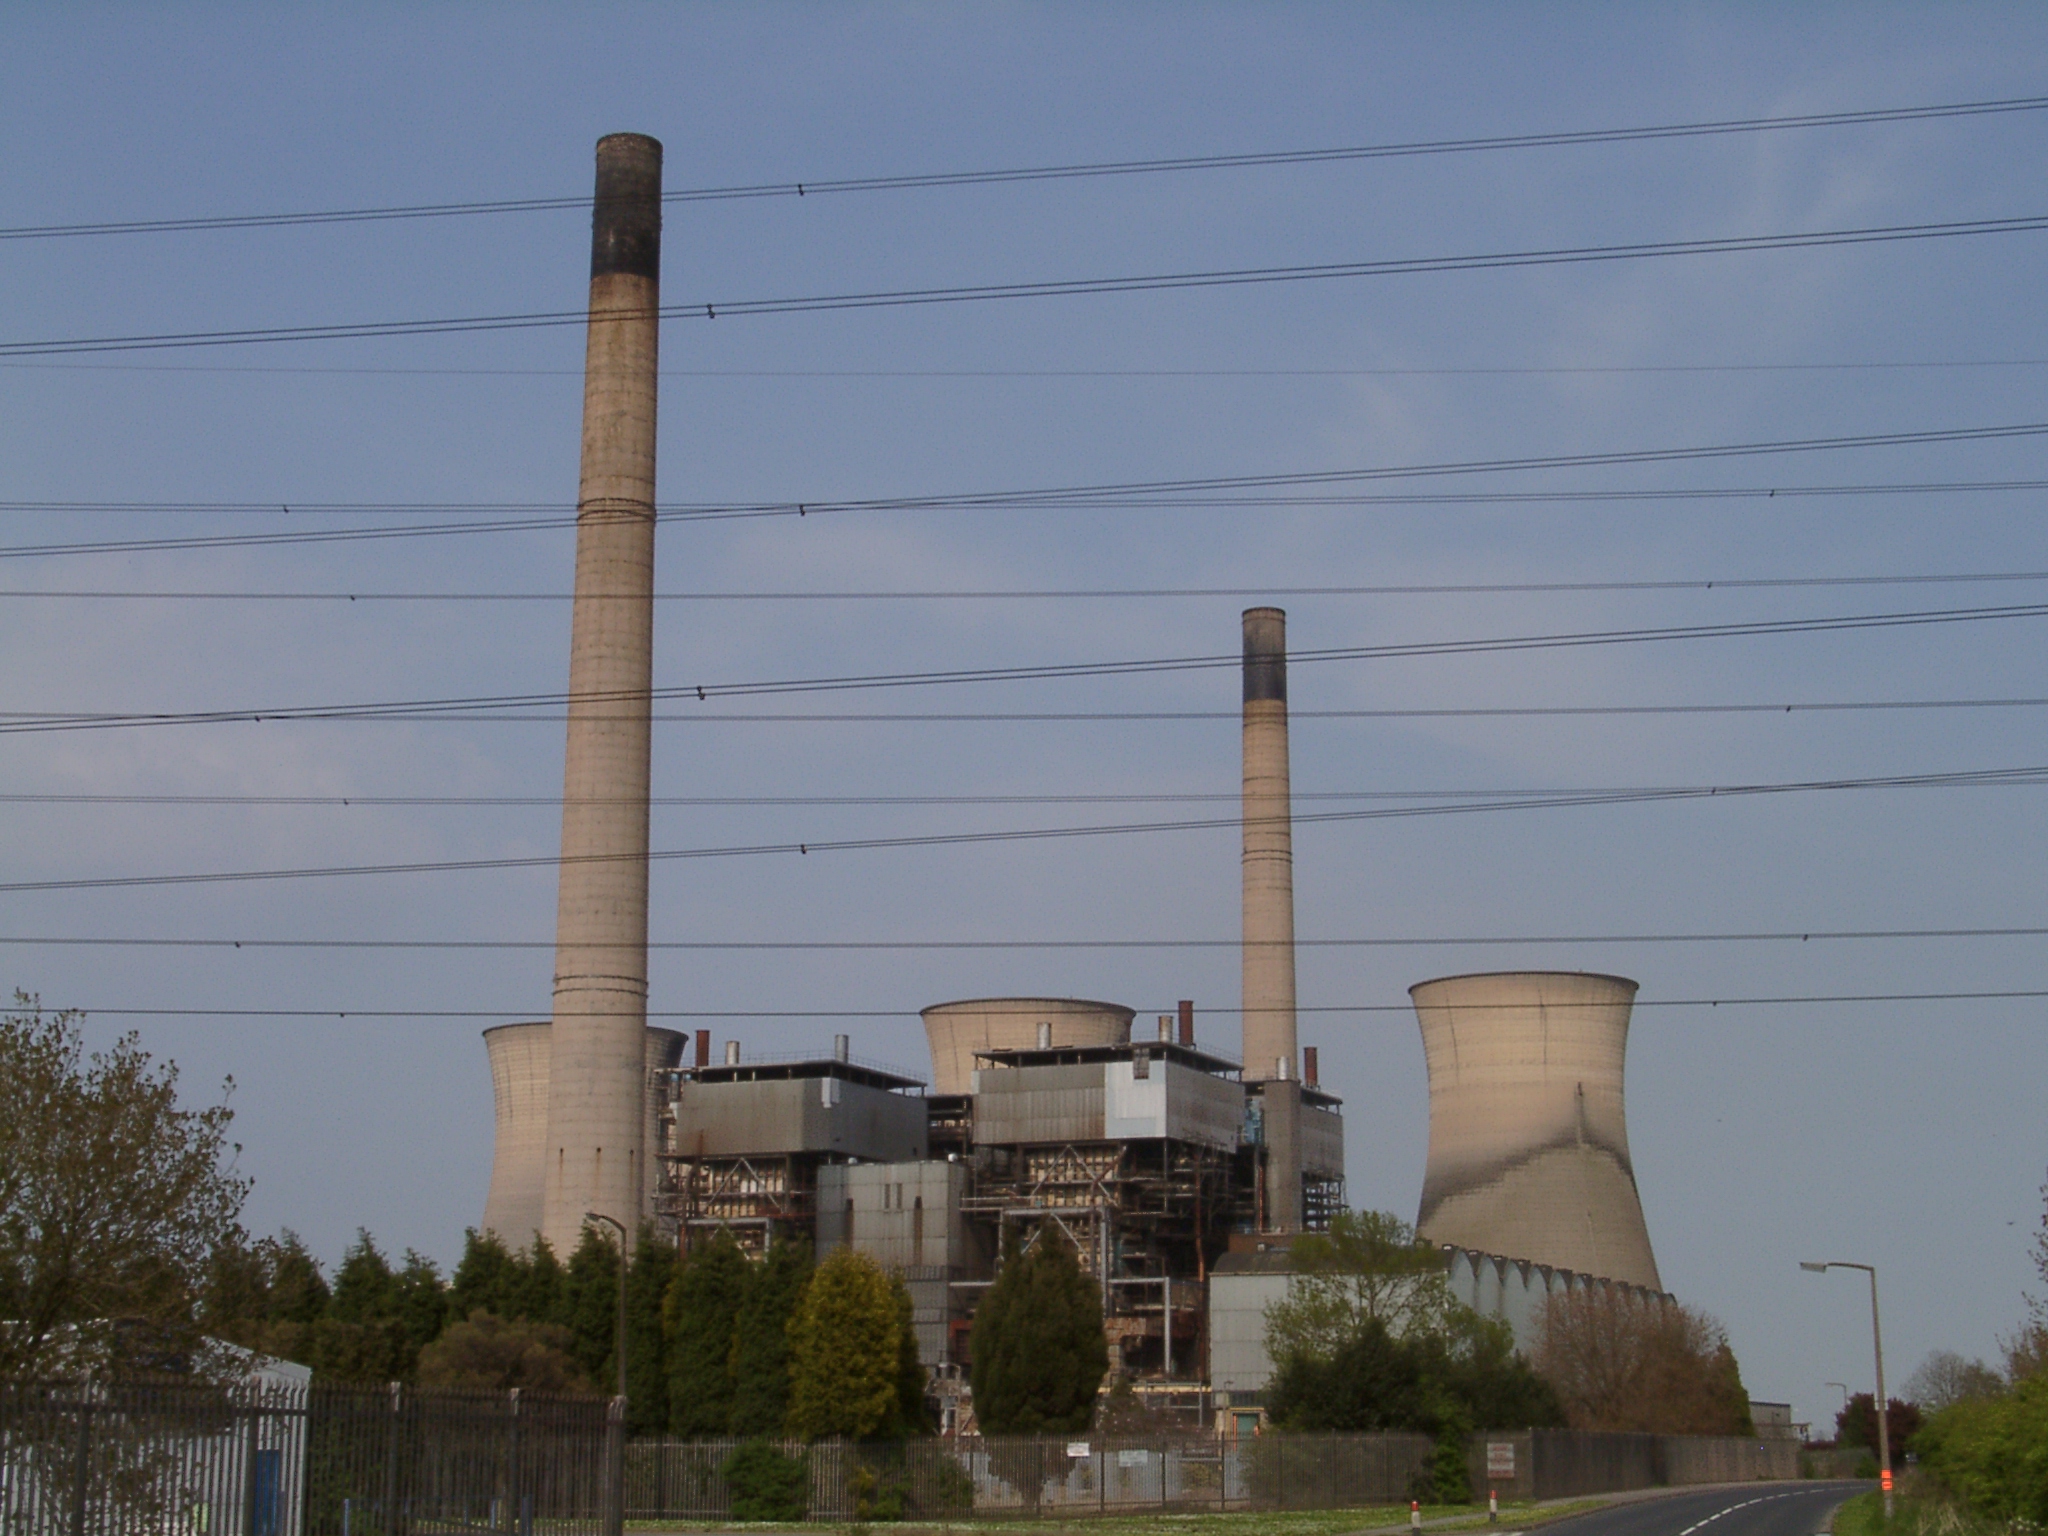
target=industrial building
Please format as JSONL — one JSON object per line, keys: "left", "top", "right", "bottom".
{"left": 482, "top": 131, "right": 1676, "bottom": 1429}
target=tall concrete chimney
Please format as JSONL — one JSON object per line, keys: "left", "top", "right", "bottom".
{"left": 538, "top": 133, "right": 664, "bottom": 1256}
{"left": 1242, "top": 606, "right": 1302, "bottom": 1228}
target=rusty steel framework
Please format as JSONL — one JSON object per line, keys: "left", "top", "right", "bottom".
{"left": 656, "top": 1152, "right": 817, "bottom": 1255}
{"left": 961, "top": 1137, "right": 1245, "bottom": 1380}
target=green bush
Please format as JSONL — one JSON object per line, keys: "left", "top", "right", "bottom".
{"left": 721, "top": 1439, "right": 809, "bottom": 1522}
{"left": 1915, "top": 1373, "right": 2048, "bottom": 1527}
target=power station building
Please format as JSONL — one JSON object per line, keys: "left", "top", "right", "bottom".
{"left": 481, "top": 131, "right": 1675, "bottom": 1425}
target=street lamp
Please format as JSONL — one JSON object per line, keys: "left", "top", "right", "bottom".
{"left": 1802, "top": 1261, "right": 1891, "bottom": 1513}
{"left": 585, "top": 1212, "right": 629, "bottom": 1402}
{"left": 586, "top": 1212, "right": 630, "bottom": 1536}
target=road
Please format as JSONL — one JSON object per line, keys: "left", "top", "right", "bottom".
{"left": 1522, "top": 1484, "right": 1865, "bottom": 1536}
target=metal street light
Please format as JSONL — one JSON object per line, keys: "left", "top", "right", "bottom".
{"left": 584, "top": 1212, "right": 630, "bottom": 1402}
{"left": 1802, "top": 1261, "right": 1891, "bottom": 1514}
{"left": 586, "top": 1211, "right": 630, "bottom": 1536}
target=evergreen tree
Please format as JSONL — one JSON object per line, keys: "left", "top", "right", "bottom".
{"left": 729, "top": 1240, "right": 812, "bottom": 1436}
{"left": 327, "top": 1230, "right": 401, "bottom": 1325}
{"left": 889, "top": 1270, "right": 930, "bottom": 1435}
{"left": 969, "top": 1232, "right": 1107, "bottom": 1434}
{"left": 624, "top": 1225, "right": 676, "bottom": 1435}
{"left": 450, "top": 1229, "right": 525, "bottom": 1321}
{"left": 317, "top": 1231, "right": 416, "bottom": 1383}
{"left": 517, "top": 1238, "right": 567, "bottom": 1327}
{"left": 264, "top": 1232, "right": 331, "bottom": 1326}
{"left": 394, "top": 1251, "right": 449, "bottom": 1356}
{"left": 664, "top": 1232, "right": 750, "bottom": 1436}
{"left": 563, "top": 1226, "right": 622, "bottom": 1385}
{"left": 787, "top": 1248, "right": 910, "bottom": 1441}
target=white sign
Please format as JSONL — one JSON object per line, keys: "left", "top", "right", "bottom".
{"left": 1066, "top": 1442, "right": 1092, "bottom": 1459}
{"left": 1118, "top": 1449, "right": 1149, "bottom": 1468}
{"left": 1486, "top": 1442, "right": 1516, "bottom": 1477}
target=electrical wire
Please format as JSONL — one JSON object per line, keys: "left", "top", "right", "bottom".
{"left": 7, "top": 213, "right": 2047, "bottom": 357}
{"left": 8, "top": 924, "right": 2047, "bottom": 952}
{"left": 7, "top": 94, "right": 2043, "bottom": 240}
{"left": 2, "top": 765, "right": 2040, "bottom": 894}
{"left": 3, "top": 766, "right": 2043, "bottom": 807}
{"left": 10, "top": 358, "right": 2048, "bottom": 379}
{"left": 6, "top": 602, "right": 2046, "bottom": 734}
{"left": 14, "top": 570, "right": 2048, "bottom": 601}
{"left": 50, "top": 991, "right": 2048, "bottom": 1020}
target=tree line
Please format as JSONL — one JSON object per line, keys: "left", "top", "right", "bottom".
{"left": 203, "top": 1224, "right": 936, "bottom": 1440}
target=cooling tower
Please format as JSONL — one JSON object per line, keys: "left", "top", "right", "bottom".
{"left": 921, "top": 998, "right": 1135, "bottom": 1095}
{"left": 539, "top": 132, "right": 665, "bottom": 1254}
{"left": 1410, "top": 971, "right": 1661, "bottom": 1291}
{"left": 485, "top": 1022, "right": 685, "bottom": 1248}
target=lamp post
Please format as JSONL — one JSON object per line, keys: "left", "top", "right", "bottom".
{"left": 1802, "top": 1261, "right": 1891, "bottom": 1514}
{"left": 587, "top": 1212, "right": 629, "bottom": 1536}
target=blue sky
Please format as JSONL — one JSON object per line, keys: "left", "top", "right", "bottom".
{"left": 4, "top": 5, "right": 2047, "bottom": 1431}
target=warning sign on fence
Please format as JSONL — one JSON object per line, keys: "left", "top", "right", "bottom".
{"left": 1486, "top": 1442, "right": 1516, "bottom": 1477}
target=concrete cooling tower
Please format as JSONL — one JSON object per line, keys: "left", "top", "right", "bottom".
{"left": 921, "top": 998, "right": 1135, "bottom": 1095}
{"left": 483, "top": 1022, "right": 684, "bottom": 1248}
{"left": 1410, "top": 971, "right": 1662, "bottom": 1291}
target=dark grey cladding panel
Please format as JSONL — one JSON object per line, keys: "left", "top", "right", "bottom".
{"left": 590, "top": 133, "right": 662, "bottom": 280}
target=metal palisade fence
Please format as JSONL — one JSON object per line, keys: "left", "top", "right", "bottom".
{"left": 630, "top": 1433, "right": 1435, "bottom": 1521}
{"left": 0, "top": 1379, "right": 1799, "bottom": 1532}
{"left": 0, "top": 1378, "right": 618, "bottom": 1536}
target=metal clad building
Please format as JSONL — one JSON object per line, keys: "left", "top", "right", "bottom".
{"left": 667, "top": 1061, "right": 928, "bottom": 1163}
{"left": 971, "top": 1044, "right": 1245, "bottom": 1149}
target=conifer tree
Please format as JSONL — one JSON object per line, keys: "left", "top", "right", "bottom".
{"left": 664, "top": 1232, "right": 749, "bottom": 1435}
{"left": 517, "top": 1238, "right": 567, "bottom": 1328}
{"left": 319, "top": 1230, "right": 415, "bottom": 1382}
{"left": 969, "top": 1231, "right": 1107, "bottom": 1433}
{"left": 394, "top": 1251, "right": 449, "bottom": 1357}
{"left": 450, "top": 1229, "right": 525, "bottom": 1321}
{"left": 563, "top": 1226, "right": 621, "bottom": 1384}
{"left": 728, "top": 1240, "right": 812, "bottom": 1436}
{"left": 786, "top": 1248, "right": 904, "bottom": 1441}
{"left": 625, "top": 1225, "right": 676, "bottom": 1436}
{"left": 890, "top": 1270, "right": 930, "bottom": 1435}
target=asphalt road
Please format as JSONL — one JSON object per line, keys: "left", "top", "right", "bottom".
{"left": 1524, "top": 1484, "right": 1866, "bottom": 1536}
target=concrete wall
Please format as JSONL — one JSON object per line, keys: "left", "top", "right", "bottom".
{"left": 818, "top": 1160, "right": 979, "bottom": 1365}
{"left": 1209, "top": 1244, "right": 1674, "bottom": 1393}
{"left": 1442, "top": 1246, "right": 1674, "bottom": 1356}
{"left": 1209, "top": 1269, "right": 1294, "bottom": 1393}
{"left": 1466, "top": 1430, "right": 1796, "bottom": 1500}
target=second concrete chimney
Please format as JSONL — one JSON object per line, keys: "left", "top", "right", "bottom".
{"left": 1243, "top": 608, "right": 1303, "bottom": 1229}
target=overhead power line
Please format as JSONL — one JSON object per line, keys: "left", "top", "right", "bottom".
{"left": 6, "top": 763, "right": 2044, "bottom": 808}
{"left": 9, "top": 924, "right": 2047, "bottom": 952}
{"left": 11, "top": 358, "right": 2048, "bottom": 379}
{"left": 6, "top": 602, "right": 2046, "bottom": 734}
{"left": 1, "top": 765, "right": 2039, "bottom": 894}
{"left": 14, "top": 569, "right": 2048, "bottom": 602}
{"left": 54, "top": 990, "right": 2048, "bottom": 1021}
{"left": 8, "top": 96, "right": 2043, "bottom": 242}
{"left": 6, "top": 213, "right": 2047, "bottom": 357}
